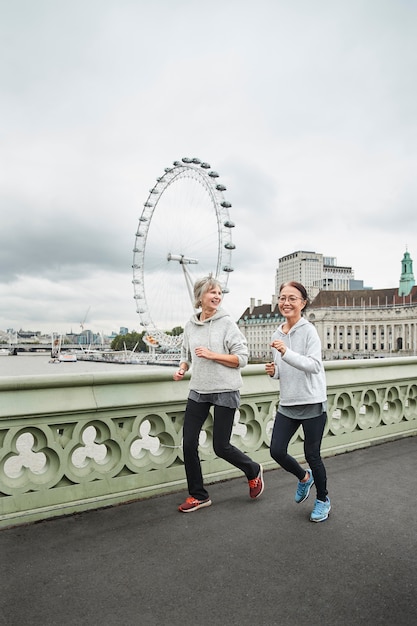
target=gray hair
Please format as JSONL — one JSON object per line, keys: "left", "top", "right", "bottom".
{"left": 193, "top": 274, "right": 222, "bottom": 309}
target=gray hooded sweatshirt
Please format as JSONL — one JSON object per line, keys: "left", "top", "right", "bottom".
{"left": 271, "top": 317, "right": 327, "bottom": 406}
{"left": 181, "top": 307, "right": 248, "bottom": 393}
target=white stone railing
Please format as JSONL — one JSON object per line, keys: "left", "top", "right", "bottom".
{"left": 1, "top": 358, "right": 416, "bottom": 529}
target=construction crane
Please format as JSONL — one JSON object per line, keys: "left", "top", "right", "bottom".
{"left": 80, "top": 307, "right": 91, "bottom": 331}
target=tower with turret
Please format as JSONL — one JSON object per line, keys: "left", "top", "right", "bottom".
{"left": 398, "top": 248, "right": 415, "bottom": 296}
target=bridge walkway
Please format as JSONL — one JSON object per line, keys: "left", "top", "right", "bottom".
{"left": 1, "top": 436, "right": 416, "bottom": 626}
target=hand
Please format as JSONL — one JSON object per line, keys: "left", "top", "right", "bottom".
{"left": 194, "top": 346, "right": 213, "bottom": 359}
{"left": 271, "top": 340, "right": 286, "bottom": 355}
{"left": 173, "top": 368, "right": 185, "bottom": 381}
{"left": 265, "top": 362, "right": 275, "bottom": 376}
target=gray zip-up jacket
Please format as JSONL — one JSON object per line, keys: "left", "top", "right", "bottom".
{"left": 181, "top": 307, "right": 248, "bottom": 393}
{"left": 271, "top": 317, "right": 327, "bottom": 405}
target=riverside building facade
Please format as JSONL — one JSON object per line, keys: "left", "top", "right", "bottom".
{"left": 239, "top": 249, "right": 416, "bottom": 361}
{"left": 237, "top": 297, "right": 284, "bottom": 362}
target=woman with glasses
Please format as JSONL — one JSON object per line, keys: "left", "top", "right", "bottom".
{"left": 265, "top": 281, "right": 330, "bottom": 522}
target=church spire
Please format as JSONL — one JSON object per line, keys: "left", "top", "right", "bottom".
{"left": 398, "top": 247, "right": 415, "bottom": 296}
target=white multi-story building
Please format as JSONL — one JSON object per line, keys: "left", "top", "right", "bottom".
{"left": 308, "top": 286, "right": 417, "bottom": 359}
{"left": 322, "top": 256, "right": 353, "bottom": 291}
{"left": 276, "top": 250, "right": 354, "bottom": 299}
{"left": 237, "top": 297, "right": 283, "bottom": 362}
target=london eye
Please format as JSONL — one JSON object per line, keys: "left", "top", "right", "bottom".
{"left": 132, "top": 157, "right": 236, "bottom": 348}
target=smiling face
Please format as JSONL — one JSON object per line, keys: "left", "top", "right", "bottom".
{"left": 278, "top": 283, "right": 307, "bottom": 325}
{"left": 193, "top": 275, "right": 223, "bottom": 310}
{"left": 201, "top": 285, "right": 222, "bottom": 315}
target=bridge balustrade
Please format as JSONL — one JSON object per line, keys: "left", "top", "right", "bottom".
{"left": 0, "top": 359, "right": 416, "bottom": 529}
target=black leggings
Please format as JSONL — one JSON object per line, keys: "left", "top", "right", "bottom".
{"left": 183, "top": 398, "right": 260, "bottom": 500}
{"left": 270, "top": 411, "right": 328, "bottom": 501}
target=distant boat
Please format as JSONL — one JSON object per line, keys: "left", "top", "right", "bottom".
{"left": 58, "top": 353, "right": 77, "bottom": 363}
{"left": 49, "top": 333, "right": 77, "bottom": 363}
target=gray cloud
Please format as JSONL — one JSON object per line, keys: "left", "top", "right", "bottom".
{"left": 1, "top": 0, "right": 416, "bottom": 333}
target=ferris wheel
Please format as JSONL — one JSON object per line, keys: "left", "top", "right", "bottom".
{"left": 132, "top": 157, "right": 236, "bottom": 348}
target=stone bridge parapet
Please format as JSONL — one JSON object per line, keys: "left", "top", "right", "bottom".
{"left": 1, "top": 358, "right": 416, "bottom": 528}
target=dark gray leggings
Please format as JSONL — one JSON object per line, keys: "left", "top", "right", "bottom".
{"left": 183, "top": 398, "right": 260, "bottom": 501}
{"left": 270, "top": 411, "right": 328, "bottom": 501}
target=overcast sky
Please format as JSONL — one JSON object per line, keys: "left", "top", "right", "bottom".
{"left": 1, "top": 0, "right": 417, "bottom": 336}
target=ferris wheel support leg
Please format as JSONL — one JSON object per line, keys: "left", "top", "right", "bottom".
{"left": 181, "top": 262, "right": 197, "bottom": 312}
{"left": 167, "top": 253, "right": 199, "bottom": 313}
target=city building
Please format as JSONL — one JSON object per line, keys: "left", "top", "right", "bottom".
{"left": 238, "top": 297, "right": 283, "bottom": 362}
{"left": 309, "top": 285, "right": 417, "bottom": 359}
{"left": 276, "top": 250, "right": 359, "bottom": 299}
{"left": 240, "top": 249, "right": 417, "bottom": 361}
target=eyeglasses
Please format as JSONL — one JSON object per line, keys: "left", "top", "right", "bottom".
{"left": 278, "top": 296, "right": 304, "bottom": 303}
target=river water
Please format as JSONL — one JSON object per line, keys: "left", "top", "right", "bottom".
{"left": 0, "top": 353, "right": 175, "bottom": 377}
{"left": 1, "top": 353, "right": 175, "bottom": 475}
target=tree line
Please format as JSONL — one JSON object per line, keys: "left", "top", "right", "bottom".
{"left": 110, "top": 327, "right": 183, "bottom": 351}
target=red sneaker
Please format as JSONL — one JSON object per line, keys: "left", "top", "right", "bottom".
{"left": 178, "top": 497, "right": 212, "bottom": 513}
{"left": 248, "top": 465, "right": 264, "bottom": 499}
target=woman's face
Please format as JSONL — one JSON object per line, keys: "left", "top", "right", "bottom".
{"left": 278, "top": 285, "right": 306, "bottom": 322}
{"left": 201, "top": 285, "right": 222, "bottom": 310}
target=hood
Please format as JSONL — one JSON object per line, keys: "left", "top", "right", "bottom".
{"left": 190, "top": 307, "right": 230, "bottom": 325}
{"left": 277, "top": 316, "right": 309, "bottom": 336}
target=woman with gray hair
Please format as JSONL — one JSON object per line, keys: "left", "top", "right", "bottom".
{"left": 173, "top": 275, "right": 264, "bottom": 512}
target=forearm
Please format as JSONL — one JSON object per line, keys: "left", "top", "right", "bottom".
{"left": 282, "top": 349, "right": 322, "bottom": 373}
{"left": 193, "top": 345, "right": 240, "bottom": 368}
{"left": 212, "top": 353, "right": 239, "bottom": 368}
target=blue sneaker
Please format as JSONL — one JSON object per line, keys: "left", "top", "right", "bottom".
{"left": 295, "top": 469, "right": 314, "bottom": 503}
{"left": 310, "top": 497, "right": 331, "bottom": 522}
